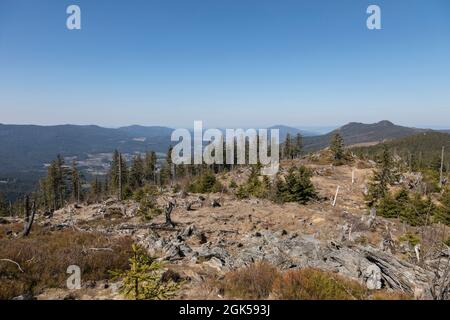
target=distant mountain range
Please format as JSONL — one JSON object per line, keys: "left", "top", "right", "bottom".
{"left": 267, "top": 125, "right": 320, "bottom": 139}
{"left": 0, "top": 121, "right": 448, "bottom": 200}
{"left": 0, "top": 124, "right": 173, "bottom": 172}
{"left": 0, "top": 121, "right": 447, "bottom": 172}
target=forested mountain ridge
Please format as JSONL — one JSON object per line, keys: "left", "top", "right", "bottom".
{"left": 0, "top": 124, "right": 172, "bottom": 172}
{"left": 0, "top": 121, "right": 448, "bottom": 201}
{"left": 351, "top": 131, "right": 450, "bottom": 170}
{"left": 302, "top": 120, "right": 427, "bottom": 152}
{"left": 0, "top": 120, "right": 438, "bottom": 172}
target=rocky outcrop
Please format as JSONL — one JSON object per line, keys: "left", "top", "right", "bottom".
{"left": 141, "top": 226, "right": 440, "bottom": 298}
{"left": 236, "top": 230, "right": 435, "bottom": 296}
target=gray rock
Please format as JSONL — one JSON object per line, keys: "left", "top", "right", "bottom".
{"left": 12, "top": 294, "right": 35, "bottom": 300}
{"left": 232, "top": 230, "right": 436, "bottom": 296}
{"left": 364, "top": 264, "right": 382, "bottom": 290}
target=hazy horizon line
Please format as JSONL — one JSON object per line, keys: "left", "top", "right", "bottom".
{"left": 1, "top": 121, "right": 449, "bottom": 132}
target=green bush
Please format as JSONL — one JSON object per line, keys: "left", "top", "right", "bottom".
{"left": 188, "top": 171, "right": 223, "bottom": 193}
{"left": 377, "top": 189, "right": 442, "bottom": 226}
{"left": 111, "top": 245, "right": 179, "bottom": 300}
{"left": 276, "top": 166, "right": 317, "bottom": 204}
{"left": 134, "top": 185, "right": 162, "bottom": 221}
{"left": 228, "top": 180, "right": 237, "bottom": 189}
{"left": 420, "top": 168, "right": 441, "bottom": 193}
{"left": 435, "top": 189, "right": 450, "bottom": 226}
{"left": 402, "top": 194, "right": 438, "bottom": 226}
{"left": 133, "top": 184, "right": 159, "bottom": 202}
{"left": 444, "top": 236, "right": 450, "bottom": 247}
{"left": 236, "top": 167, "right": 271, "bottom": 199}
{"left": 398, "top": 232, "right": 421, "bottom": 247}
{"left": 377, "top": 188, "right": 409, "bottom": 219}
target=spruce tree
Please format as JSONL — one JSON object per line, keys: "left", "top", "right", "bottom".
{"left": 283, "top": 133, "right": 292, "bottom": 160}
{"left": 90, "top": 177, "right": 103, "bottom": 202}
{"left": 130, "top": 154, "right": 145, "bottom": 189}
{"left": 367, "top": 144, "right": 394, "bottom": 206}
{"left": 295, "top": 133, "right": 303, "bottom": 158}
{"left": 236, "top": 165, "right": 270, "bottom": 199}
{"left": 160, "top": 146, "right": 173, "bottom": 185}
{"left": 71, "top": 160, "right": 81, "bottom": 204}
{"left": 330, "top": 133, "right": 345, "bottom": 162}
{"left": 109, "top": 150, "right": 128, "bottom": 200}
{"left": 55, "top": 155, "right": 67, "bottom": 208}
{"left": 36, "top": 155, "right": 71, "bottom": 211}
{"left": 276, "top": 166, "right": 317, "bottom": 204}
{"left": 144, "top": 151, "right": 157, "bottom": 183}
{"left": 435, "top": 189, "right": 450, "bottom": 225}
{"left": 109, "top": 150, "right": 121, "bottom": 193}
{"left": 0, "top": 193, "right": 8, "bottom": 217}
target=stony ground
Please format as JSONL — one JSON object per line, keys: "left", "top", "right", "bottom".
{"left": 21, "top": 160, "right": 449, "bottom": 300}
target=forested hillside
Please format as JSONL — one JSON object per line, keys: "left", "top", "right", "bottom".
{"left": 352, "top": 131, "right": 450, "bottom": 172}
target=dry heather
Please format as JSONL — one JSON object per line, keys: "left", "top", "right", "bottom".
{"left": 217, "top": 262, "right": 412, "bottom": 300}
{"left": 0, "top": 224, "right": 133, "bottom": 300}
{"left": 219, "top": 262, "right": 278, "bottom": 299}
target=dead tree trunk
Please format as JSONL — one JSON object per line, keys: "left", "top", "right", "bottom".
{"left": 22, "top": 196, "right": 36, "bottom": 237}
{"left": 77, "top": 179, "right": 81, "bottom": 205}
{"left": 164, "top": 201, "right": 175, "bottom": 228}
{"left": 118, "top": 153, "right": 123, "bottom": 201}
{"left": 439, "top": 146, "right": 445, "bottom": 188}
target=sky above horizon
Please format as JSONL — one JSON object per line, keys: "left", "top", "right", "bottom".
{"left": 0, "top": 0, "right": 450, "bottom": 129}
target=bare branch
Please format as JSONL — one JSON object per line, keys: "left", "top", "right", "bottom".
{"left": 0, "top": 259, "right": 25, "bottom": 273}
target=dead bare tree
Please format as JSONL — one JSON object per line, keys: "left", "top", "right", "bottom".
{"left": 439, "top": 146, "right": 445, "bottom": 188}
{"left": 22, "top": 195, "right": 36, "bottom": 237}
{"left": 163, "top": 200, "right": 176, "bottom": 228}
{"left": 118, "top": 153, "right": 123, "bottom": 201}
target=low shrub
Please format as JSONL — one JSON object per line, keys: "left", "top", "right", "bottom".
{"left": 0, "top": 225, "right": 133, "bottom": 299}
{"left": 219, "top": 263, "right": 412, "bottom": 300}
{"left": 272, "top": 268, "right": 368, "bottom": 300}
{"left": 371, "top": 291, "right": 413, "bottom": 300}
{"left": 220, "top": 262, "right": 279, "bottom": 299}
{"left": 134, "top": 185, "right": 162, "bottom": 221}
{"left": 236, "top": 167, "right": 271, "bottom": 200}
{"left": 188, "top": 171, "right": 223, "bottom": 193}
{"left": 444, "top": 236, "right": 450, "bottom": 247}
{"left": 111, "top": 244, "right": 179, "bottom": 300}
{"left": 398, "top": 232, "right": 421, "bottom": 247}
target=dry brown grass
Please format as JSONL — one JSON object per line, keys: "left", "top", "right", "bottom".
{"left": 272, "top": 268, "right": 368, "bottom": 300}
{"left": 219, "top": 263, "right": 411, "bottom": 300}
{"left": 0, "top": 224, "right": 133, "bottom": 300}
{"left": 371, "top": 291, "right": 413, "bottom": 300}
{"left": 220, "top": 261, "right": 279, "bottom": 299}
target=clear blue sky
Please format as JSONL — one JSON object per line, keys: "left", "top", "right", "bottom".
{"left": 0, "top": 0, "right": 449, "bottom": 129}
